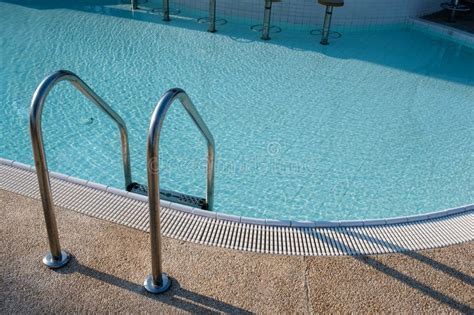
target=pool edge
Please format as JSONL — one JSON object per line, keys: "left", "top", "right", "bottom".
{"left": 1, "top": 158, "right": 472, "bottom": 256}
{"left": 1, "top": 157, "right": 471, "bottom": 228}
{"left": 408, "top": 17, "right": 474, "bottom": 48}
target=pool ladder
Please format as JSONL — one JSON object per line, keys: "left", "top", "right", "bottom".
{"left": 29, "top": 70, "right": 215, "bottom": 293}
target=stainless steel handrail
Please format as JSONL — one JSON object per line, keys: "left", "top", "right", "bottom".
{"left": 144, "top": 88, "right": 215, "bottom": 293}
{"left": 29, "top": 70, "right": 133, "bottom": 268}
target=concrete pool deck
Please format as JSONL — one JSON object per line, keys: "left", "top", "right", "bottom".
{"left": 1, "top": 189, "right": 473, "bottom": 313}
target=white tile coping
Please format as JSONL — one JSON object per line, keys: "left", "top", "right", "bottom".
{"left": 1, "top": 157, "right": 471, "bottom": 228}
{"left": 408, "top": 17, "right": 474, "bottom": 47}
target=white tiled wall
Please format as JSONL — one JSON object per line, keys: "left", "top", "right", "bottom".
{"left": 409, "top": 17, "right": 474, "bottom": 47}
{"left": 171, "top": 0, "right": 443, "bottom": 26}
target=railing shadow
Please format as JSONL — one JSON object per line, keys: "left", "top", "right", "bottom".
{"left": 354, "top": 254, "right": 473, "bottom": 313}
{"left": 341, "top": 227, "right": 474, "bottom": 287}
{"left": 304, "top": 227, "right": 473, "bottom": 313}
{"left": 56, "top": 255, "right": 251, "bottom": 314}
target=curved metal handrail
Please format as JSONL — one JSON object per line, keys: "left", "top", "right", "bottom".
{"left": 144, "top": 88, "right": 215, "bottom": 293}
{"left": 29, "top": 70, "right": 132, "bottom": 267}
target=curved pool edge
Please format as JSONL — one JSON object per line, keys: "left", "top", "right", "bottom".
{"left": 408, "top": 18, "right": 474, "bottom": 48}
{"left": 1, "top": 157, "right": 472, "bottom": 256}
{"left": 0, "top": 157, "right": 472, "bottom": 228}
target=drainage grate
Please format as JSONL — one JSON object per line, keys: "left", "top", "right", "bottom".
{"left": 0, "top": 161, "right": 472, "bottom": 256}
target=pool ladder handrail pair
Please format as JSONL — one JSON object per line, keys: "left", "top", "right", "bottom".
{"left": 29, "top": 70, "right": 215, "bottom": 294}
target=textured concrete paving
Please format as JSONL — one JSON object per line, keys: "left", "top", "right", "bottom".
{"left": 1, "top": 189, "right": 473, "bottom": 313}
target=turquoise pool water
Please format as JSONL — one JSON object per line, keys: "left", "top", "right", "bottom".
{"left": 1, "top": 0, "right": 473, "bottom": 221}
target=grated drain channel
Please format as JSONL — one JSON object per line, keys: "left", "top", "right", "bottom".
{"left": 0, "top": 160, "right": 472, "bottom": 256}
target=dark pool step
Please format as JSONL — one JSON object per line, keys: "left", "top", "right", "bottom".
{"left": 127, "top": 182, "right": 208, "bottom": 210}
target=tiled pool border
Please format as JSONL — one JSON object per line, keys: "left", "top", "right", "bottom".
{"left": 1, "top": 157, "right": 471, "bottom": 228}
{"left": 0, "top": 161, "right": 474, "bottom": 256}
{"left": 408, "top": 17, "right": 474, "bottom": 48}
{"left": 2, "top": 158, "right": 472, "bottom": 256}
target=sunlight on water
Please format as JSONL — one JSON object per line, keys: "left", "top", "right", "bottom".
{"left": 1, "top": 0, "right": 473, "bottom": 220}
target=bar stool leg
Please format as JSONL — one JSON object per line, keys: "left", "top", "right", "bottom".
{"left": 449, "top": 0, "right": 458, "bottom": 22}
{"left": 262, "top": 0, "right": 272, "bottom": 40}
{"left": 208, "top": 0, "right": 217, "bottom": 32}
{"left": 131, "top": 0, "right": 138, "bottom": 10}
{"left": 163, "top": 0, "right": 170, "bottom": 21}
{"left": 320, "top": 5, "right": 333, "bottom": 45}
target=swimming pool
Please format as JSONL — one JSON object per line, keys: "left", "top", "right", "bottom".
{"left": 1, "top": 0, "right": 473, "bottom": 221}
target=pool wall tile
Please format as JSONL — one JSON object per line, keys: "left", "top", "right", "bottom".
{"left": 160, "top": 200, "right": 172, "bottom": 209}
{"left": 0, "top": 158, "right": 14, "bottom": 166}
{"left": 216, "top": 212, "right": 241, "bottom": 222}
{"left": 427, "top": 211, "right": 451, "bottom": 220}
{"left": 266, "top": 219, "right": 292, "bottom": 226}
{"left": 11, "top": 161, "right": 33, "bottom": 171}
{"left": 313, "top": 221, "right": 339, "bottom": 227}
{"left": 291, "top": 221, "right": 317, "bottom": 228}
{"left": 405, "top": 214, "right": 429, "bottom": 222}
{"left": 127, "top": 191, "right": 148, "bottom": 203}
{"left": 193, "top": 208, "right": 217, "bottom": 219}
{"left": 68, "top": 176, "right": 88, "bottom": 186}
{"left": 86, "top": 181, "right": 108, "bottom": 192}
{"left": 105, "top": 186, "right": 128, "bottom": 197}
{"left": 338, "top": 220, "right": 367, "bottom": 227}
{"left": 465, "top": 204, "right": 474, "bottom": 211}
{"left": 174, "top": 0, "right": 442, "bottom": 30}
{"left": 409, "top": 18, "right": 474, "bottom": 47}
{"left": 363, "top": 219, "right": 387, "bottom": 226}
{"left": 385, "top": 217, "right": 409, "bottom": 224}
{"left": 50, "top": 171, "right": 70, "bottom": 181}
{"left": 170, "top": 202, "right": 194, "bottom": 214}
{"left": 241, "top": 216, "right": 267, "bottom": 225}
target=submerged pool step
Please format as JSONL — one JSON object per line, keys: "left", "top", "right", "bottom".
{"left": 127, "top": 182, "right": 207, "bottom": 210}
